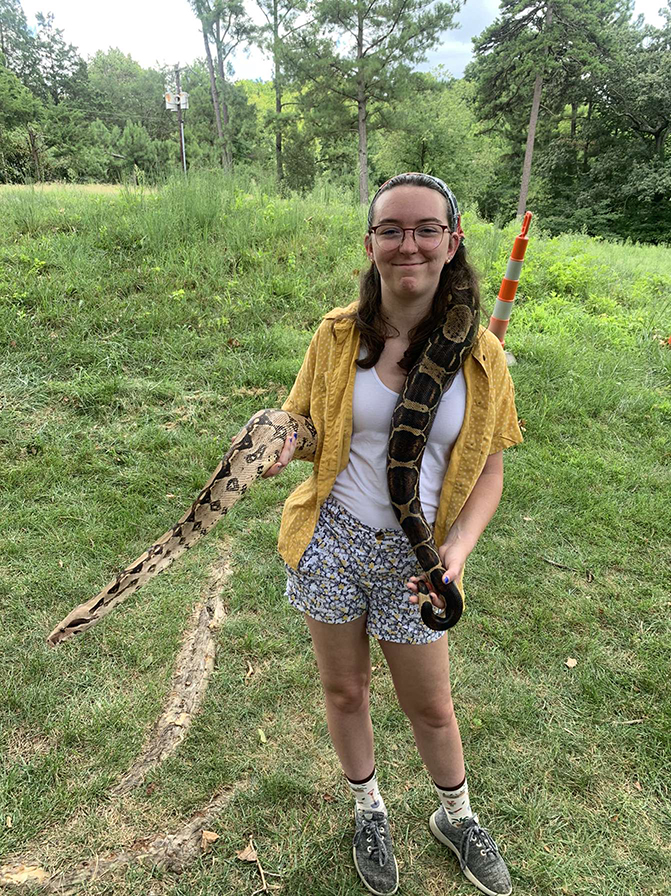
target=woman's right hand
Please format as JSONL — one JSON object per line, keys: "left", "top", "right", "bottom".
{"left": 230, "top": 428, "right": 297, "bottom": 478}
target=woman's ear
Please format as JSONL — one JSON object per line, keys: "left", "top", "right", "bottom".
{"left": 444, "top": 232, "right": 461, "bottom": 264}
{"left": 364, "top": 232, "right": 374, "bottom": 262}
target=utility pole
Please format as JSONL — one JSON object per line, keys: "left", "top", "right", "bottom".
{"left": 175, "top": 64, "right": 187, "bottom": 174}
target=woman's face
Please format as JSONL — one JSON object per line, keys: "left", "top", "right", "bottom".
{"left": 364, "top": 185, "right": 460, "bottom": 305}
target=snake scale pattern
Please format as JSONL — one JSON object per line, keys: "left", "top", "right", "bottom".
{"left": 47, "top": 303, "right": 476, "bottom": 645}
{"left": 388, "top": 301, "right": 478, "bottom": 630}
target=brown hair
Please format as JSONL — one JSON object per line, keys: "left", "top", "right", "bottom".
{"left": 342, "top": 173, "right": 480, "bottom": 372}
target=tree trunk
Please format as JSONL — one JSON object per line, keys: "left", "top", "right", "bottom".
{"left": 27, "top": 126, "right": 42, "bottom": 181}
{"left": 273, "top": 0, "right": 283, "bottom": 182}
{"left": 516, "top": 72, "right": 543, "bottom": 218}
{"left": 655, "top": 125, "right": 668, "bottom": 162}
{"left": 357, "top": 92, "right": 368, "bottom": 205}
{"left": 516, "top": 2, "right": 553, "bottom": 218}
{"left": 582, "top": 101, "right": 592, "bottom": 172}
{"left": 213, "top": 24, "right": 233, "bottom": 169}
{"left": 356, "top": 7, "right": 368, "bottom": 205}
{"left": 570, "top": 102, "right": 577, "bottom": 140}
{"left": 202, "top": 27, "right": 227, "bottom": 168}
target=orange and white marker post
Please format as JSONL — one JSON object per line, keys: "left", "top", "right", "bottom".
{"left": 488, "top": 211, "right": 533, "bottom": 346}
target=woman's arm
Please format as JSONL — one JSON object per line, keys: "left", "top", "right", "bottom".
{"left": 408, "top": 450, "right": 504, "bottom": 606}
{"left": 438, "top": 449, "right": 503, "bottom": 582}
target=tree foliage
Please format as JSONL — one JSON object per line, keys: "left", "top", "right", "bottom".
{"left": 0, "top": 0, "right": 669, "bottom": 242}
{"left": 286, "top": 0, "right": 461, "bottom": 202}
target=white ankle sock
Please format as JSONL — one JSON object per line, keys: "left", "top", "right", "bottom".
{"left": 346, "top": 768, "right": 387, "bottom": 816}
{"left": 434, "top": 777, "right": 474, "bottom": 827}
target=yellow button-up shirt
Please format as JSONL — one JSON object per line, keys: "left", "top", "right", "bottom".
{"left": 278, "top": 302, "right": 523, "bottom": 582}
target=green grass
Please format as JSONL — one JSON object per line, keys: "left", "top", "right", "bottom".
{"left": 1, "top": 174, "right": 670, "bottom": 896}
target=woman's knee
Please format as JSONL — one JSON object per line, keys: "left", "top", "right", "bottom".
{"left": 407, "top": 695, "right": 457, "bottom": 731}
{"left": 322, "top": 674, "right": 370, "bottom": 715}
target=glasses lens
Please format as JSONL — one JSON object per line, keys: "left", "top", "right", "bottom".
{"left": 415, "top": 226, "right": 444, "bottom": 249}
{"left": 374, "top": 226, "right": 403, "bottom": 247}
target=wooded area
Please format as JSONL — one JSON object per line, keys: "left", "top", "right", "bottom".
{"left": 1, "top": 0, "right": 670, "bottom": 242}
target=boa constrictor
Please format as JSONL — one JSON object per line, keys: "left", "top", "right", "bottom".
{"left": 47, "top": 302, "right": 476, "bottom": 646}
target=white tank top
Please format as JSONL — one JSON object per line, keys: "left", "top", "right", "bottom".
{"left": 330, "top": 363, "right": 466, "bottom": 529}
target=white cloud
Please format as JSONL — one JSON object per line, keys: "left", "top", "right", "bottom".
{"left": 21, "top": 0, "right": 272, "bottom": 79}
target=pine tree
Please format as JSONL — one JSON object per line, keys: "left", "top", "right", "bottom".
{"left": 189, "top": 0, "right": 256, "bottom": 168}
{"left": 468, "top": 0, "right": 631, "bottom": 217}
{"left": 251, "top": 0, "right": 307, "bottom": 182}
{"left": 287, "top": 0, "right": 461, "bottom": 203}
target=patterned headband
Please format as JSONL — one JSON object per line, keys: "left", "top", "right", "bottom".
{"left": 367, "top": 172, "right": 465, "bottom": 243}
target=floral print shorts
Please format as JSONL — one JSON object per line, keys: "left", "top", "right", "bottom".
{"left": 285, "top": 496, "right": 445, "bottom": 644}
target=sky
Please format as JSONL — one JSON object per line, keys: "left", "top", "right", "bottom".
{"left": 20, "top": 0, "right": 668, "bottom": 83}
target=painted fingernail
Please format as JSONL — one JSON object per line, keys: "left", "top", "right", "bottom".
{"left": 443, "top": 574, "right": 450, "bottom": 583}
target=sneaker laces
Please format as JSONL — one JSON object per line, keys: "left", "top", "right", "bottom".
{"left": 354, "top": 812, "right": 389, "bottom": 867}
{"left": 457, "top": 817, "right": 501, "bottom": 872}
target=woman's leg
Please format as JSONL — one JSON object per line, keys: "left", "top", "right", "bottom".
{"left": 379, "top": 635, "right": 465, "bottom": 787}
{"left": 305, "top": 613, "right": 375, "bottom": 781}
{"left": 381, "top": 635, "right": 513, "bottom": 894}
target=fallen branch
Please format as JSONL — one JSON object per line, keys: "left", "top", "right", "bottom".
{"left": 541, "top": 556, "right": 579, "bottom": 572}
{"left": 0, "top": 782, "right": 246, "bottom": 893}
{"left": 111, "top": 583, "right": 226, "bottom": 795}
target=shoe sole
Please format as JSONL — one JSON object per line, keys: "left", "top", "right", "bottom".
{"left": 429, "top": 811, "right": 512, "bottom": 896}
{"left": 352, "top": 847, "right": 399, "bottom": 896}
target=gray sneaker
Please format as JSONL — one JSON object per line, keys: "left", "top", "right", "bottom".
{"left": 352, "top": 810, "right": 399, "bottom": 895}
{"left": 429, "top": 809, "right": 512, "bottom": 896}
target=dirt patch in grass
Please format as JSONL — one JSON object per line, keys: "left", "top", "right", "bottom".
{"left": 0, "top": 782, "right": 246, "bottom": 892}
{"left": 4, "top": 727, "right": 52, "bottom": 764}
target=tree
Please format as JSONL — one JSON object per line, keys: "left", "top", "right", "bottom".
{"left": 0, "top": 51, "right": 38, "bottom": 130}
{"left": 0, "top": 0, "right": 40, "bottom": 92}
{"left": 287, "top": 0, "right": 461, "bottom": 203}
{"left": 88, "top": 49, "right": 171, "bottom": 142}
{"left": 371, "top": 74, "right": 503, "bottom": 204}
{"left": 189, "top": 0, "right": 256, "bottom": 168}
{"left": 594, "top": 9, "right": 671, "bottom": 162}
{"left": 511, "top": 4, "right": 671, "bottom": 242}
{"left": 469, "top": 0, "right": 631, "bottom": 218}
{"left": 34, "top": 11, "right": 88, "bottom": 105}
{"left": 251, "top": 0, "right": 307, "bottom": 182}
{"left": 0, "top": 51, "right": 43, "bottom": 181}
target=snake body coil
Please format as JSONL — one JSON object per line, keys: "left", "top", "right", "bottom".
{"left": 387, "top": 303, "right": 478, "bottom": 630}
{"left": 47, "top": 411, "right": 317, "bottom": 645}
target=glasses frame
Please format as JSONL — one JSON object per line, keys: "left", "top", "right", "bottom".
{"left": 368, "top": 224, "right": 452, "bottom": 250}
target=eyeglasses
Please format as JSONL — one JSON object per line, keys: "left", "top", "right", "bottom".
{"left": 369, "top": 224, "right": 451, "bottom": 250}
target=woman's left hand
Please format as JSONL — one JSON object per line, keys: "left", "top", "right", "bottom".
{"left": 406, "top": 541, "right": 468, "bottom": 609}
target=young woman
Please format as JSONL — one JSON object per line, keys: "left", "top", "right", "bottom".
{"left": 265, "top": 173, "right": 522, "bottom": 896}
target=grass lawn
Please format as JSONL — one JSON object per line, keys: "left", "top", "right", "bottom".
{"left": 1, "top": 175, "right": 670, "bottom": 895}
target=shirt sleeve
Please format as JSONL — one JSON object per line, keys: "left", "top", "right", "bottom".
{"left": 281, "top": 326, "right": 320, "bottom": 417}
{"left": 488, "top": 341, "right": 523, "bottom": 454}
